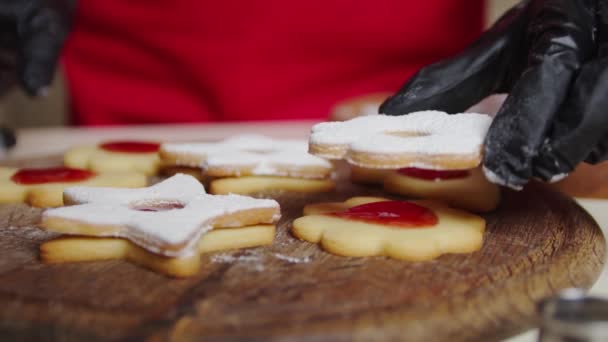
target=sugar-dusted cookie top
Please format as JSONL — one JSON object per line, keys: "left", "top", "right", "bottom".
{"left": 41, "top": 174, "right": 281, "bottom": 256}
{"left": 161, "top": 134, "right": 333, "bottom": 179}
{"left": 309, "top": 111, "right": 492, "bottom": 170}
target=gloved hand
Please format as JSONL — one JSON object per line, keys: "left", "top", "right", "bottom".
{"left": 380, "top": 0, "right": 608, "bottom": 190}
{"left": 0, "top": 126, "right": 16, "bottom": 150}
{"left": 0, "top": 0, "right": 73, "bottom": 96}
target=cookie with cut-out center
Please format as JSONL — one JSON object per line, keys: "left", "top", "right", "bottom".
{"left": 41, "top": 224, "right": 275, "bottom": 278}
{"left": 64, "top": 140, "right": 161, "bottom": 175}
{"left": 309, "top": 111, "right": 492, "bottom": 170}
{"left": 292, "top": 197, "right": 485, "bottom": 260}
{"left": 0, "top": 166, "right": 147, "bottom": 208}
{"left": 40, "top": 174, "right": 280, "bottom": 257}
{"left": 160, "top": 135, "right": 335, "bottom": 194}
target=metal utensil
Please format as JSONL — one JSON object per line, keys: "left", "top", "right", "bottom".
{"left": 538, "top": 288, "right": 608, "bottom": 341}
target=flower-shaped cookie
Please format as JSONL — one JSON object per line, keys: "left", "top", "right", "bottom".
{"left": 161, "top": 135, "right": 335, "bottom": 194}
{"left": 0, "top": 166, "right": 146, "bottom": 207}
{"left": 309, "top": 111, "right": 492, "bottom": 169}
{"left": 64, "top": 140, "right": 161, "bottom": 175}
{"left": 292, "top": 197, "right": 485, "bottom": 260}
{"left": 41, "top": 174, "right": 280, "bottom": 257}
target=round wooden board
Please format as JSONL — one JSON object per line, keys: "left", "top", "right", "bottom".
{"left": 0, "top": 159, "right": 605, "bottom": 341}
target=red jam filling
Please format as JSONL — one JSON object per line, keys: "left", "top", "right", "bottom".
{"left": 100, "top": 141, "right": 160, "bottom": 153}
{"left": 131, "top": 202, "right": 185, "bottom": 212}
{"left": 11, "top": 167, "right": 95, "bottom": 185}
{"left": 397, "top": 167, "right": 470, "bottom": 180}
{"left": 331, "top": 201, "right": 438, "bottom": 228}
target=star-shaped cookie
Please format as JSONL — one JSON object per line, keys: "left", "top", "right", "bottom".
{"left": 41, "top": 174, "right": 281, "bottom": 257}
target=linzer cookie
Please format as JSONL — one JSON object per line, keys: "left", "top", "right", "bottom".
{"left": 292, "top": 197, "right": 485, "bottom": 260}
{"left": 351, "top": 166, "right": 500, "bottom": 212}
{"left": 0, "top": 166, "right": 146, "bottom": 207}
{"left": 41, "top": 174, "right": 280, "bottom": 257}
{"left": 309, "top": 111, "right": 492, "bottom": 170}
{"left": 160, "top": 135, "right": 335, "bottom": 194}
{"left": 64, "top": 140, "right": 161, "bottom": 175}
{"left": 39, "top": 174, "right": 280, "bottom": 277}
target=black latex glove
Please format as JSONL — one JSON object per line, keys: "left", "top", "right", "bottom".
{"left": 0, "top": 126, "right": 16, "bottom": 150}
{"left": 0, "top": 0, "right": 73, "bottom": 96}
{"left": 380, "top": 0, "right": 608, "bottom": 189}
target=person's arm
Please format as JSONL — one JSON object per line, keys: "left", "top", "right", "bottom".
{"left": 381, "top": 0, "right": 607, "bottom": 190}
{"left": 0, "top": 0, "right": 73, "bottom": 96}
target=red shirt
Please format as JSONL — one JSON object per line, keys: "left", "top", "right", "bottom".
{"left": 62, "top": 1, "right": 484, "bottom": 125}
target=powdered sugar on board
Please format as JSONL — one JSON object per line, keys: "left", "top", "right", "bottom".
{"left": 42, "top": 174, "right": 281, "bottom": 257}
{"left": 211, "top": 250, "right": 313, "bottom": 272}
{"left": 309, "top": 111, "right": 492, "bottom": 157}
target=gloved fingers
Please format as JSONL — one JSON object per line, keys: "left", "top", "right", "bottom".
{"left": 379, "top": 2, "right": 528, "bottom": 116}
{"left": 16, "top": 0, "right": 66, "bottom": 96}
{"left": 532, "top": 55, "right": 608, "bottom": 181}
{"left": 585, "top": 138, "right": 608, "bottom": 164}
{"left": 482, "top": 0, "right": 596, "bottom": 189}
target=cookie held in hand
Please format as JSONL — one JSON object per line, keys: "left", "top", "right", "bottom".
{"left": 309, "top": 111, "right": 492, "bottom": 170}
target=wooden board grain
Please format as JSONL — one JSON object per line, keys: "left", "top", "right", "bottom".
{"left": 0, "top": 159, "right": 605, "bottom": 341}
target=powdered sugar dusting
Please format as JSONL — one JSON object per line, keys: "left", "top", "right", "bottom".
{"left": 63, "top": 173, "right": 205, "bottom": 205}
{"left": 210, "top": 250, "right": 312, "bottom": 271}
{"left": 483, "top": 166, "right": 523, "bottom": 191}
{"left": 272, "top": 253, "right": 312, "bottom": 264}
{"left": 162, "top": 135, "right": 332, "bottom": 177}
{"left": 310, "top": 111, "right": 492, "bottom": 158}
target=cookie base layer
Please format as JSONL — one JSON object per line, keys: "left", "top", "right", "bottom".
{"left": 346, "top": 150, "right": 482, "bottom": 170}
{"left": 64, "top": 145, "right": 160, "bottom": 176}
{"left": 292, "top": 197, "right": 485, "bottom": 261}
{"left": 41, "top": 207, "right": 280, "bottom": 256}
{"left": 40, "top": 225, "right": 275, "bottom": 277}
{"left": 0, "top": 168, "right": 147, "bottom": 208}
{"left": 210, "top": 176, "right": 335, "bottom": 195}
{"left": 383, "top": 167, "right": 501, "bottom": 212}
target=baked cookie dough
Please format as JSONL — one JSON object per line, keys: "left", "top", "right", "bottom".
{"left": 41, "top": 224, "right": 275, "bottom": 278}
{"left": 64, "top": 140, "right": 161, "bottom": 175}
{"left": 292, "top": 197, "right": 485, "bottom": 261}
{"left": 0, "top": 166, "right": 146, "bottom": 207}
{"left": 351, "top": 166, "right": 500, "bottom": 212}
